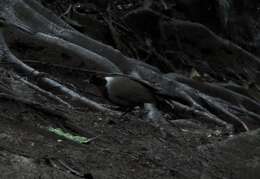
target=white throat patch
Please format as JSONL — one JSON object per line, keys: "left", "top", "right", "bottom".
{"left": 105, "top": 77, "right": 114, "bottom": 83}
{"left": 104, "top": 77, "right": 114, "bottom": 88}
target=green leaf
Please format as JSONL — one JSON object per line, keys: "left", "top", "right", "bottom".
{"left": 48, "top": 127, "right": 90, "bottom": 144}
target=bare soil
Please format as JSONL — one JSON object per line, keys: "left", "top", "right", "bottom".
{"left": 0, "top": 0, "right": 259, "bottom": 179}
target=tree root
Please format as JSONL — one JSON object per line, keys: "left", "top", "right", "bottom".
{"left": 14, "top": 74, "right": 72, "bottom": 108}
{"left": 0, "top": 32, "right": 112, "bottom": 113}
{"left": 0, "top": 0, "right": 259, "bottom": 134}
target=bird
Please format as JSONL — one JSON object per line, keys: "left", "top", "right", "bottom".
{"left": 89, "top": 75, "right": 157, "bottom": 111}
{"left": 0, "top": 16, "right": 34, "bottom": 34}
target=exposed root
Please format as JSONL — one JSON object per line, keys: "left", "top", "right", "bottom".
{"left": 14, "top": 74, "right": 73, "bottom": 108}
{"left": 0, "top": 0, "right": 259, "bottom": 134}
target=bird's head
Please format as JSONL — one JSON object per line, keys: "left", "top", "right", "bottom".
{"left": 88, "top": 75, "right": 107, "bottom": 87}
{"left": 88, "top": 75, "right": 109, "bottom": 97}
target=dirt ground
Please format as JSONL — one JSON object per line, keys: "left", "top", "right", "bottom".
{"left": 0, "top": 42, "right": 259, "bottom": 179}
{"left": 0, "top": 76, "right": 259, "bottom": 179}
{"left": 0, "top": 0, "right": 260, "bottom": 179}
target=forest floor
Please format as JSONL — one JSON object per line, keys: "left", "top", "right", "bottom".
{"left": 0, "top": 0, "right": 259, "bottom": 179}
{"left": 0, "top": 30, "right": 259, "bottom": 179}
{"left": 2, "top": 74, "right": 259, "bottom": 179}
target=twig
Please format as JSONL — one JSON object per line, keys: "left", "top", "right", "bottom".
{"left": 60, "top": 4, "right": 72, "bottom": 18}
{"left": 57, "top": 159, "right": 85, "bottom": 177}
{"left": 0, "top": 92, "right": 71, "bottom": 121}
{"left": 160, "top": 0, "right": 168, "bottom": 10}
{"left": 0, "top": 33, "right": 112, "bottom": 112}
{"left": 171, "top": 100, "right": 232, "bottom": 130}
{"left": 199, "top": 95, "right": 249, "bottom": 132}
{"left": 14, "top": 74, "right": 72, "bottom": 108}
{"left": 0, "top": 60, "right": 162, "bottom": 92}
{"left": 46, "top": 158, "right": 89, "bottom": 178}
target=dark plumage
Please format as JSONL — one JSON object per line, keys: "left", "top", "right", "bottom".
{"left": 90, "top": 76, "right": 156, "bottom": 108}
